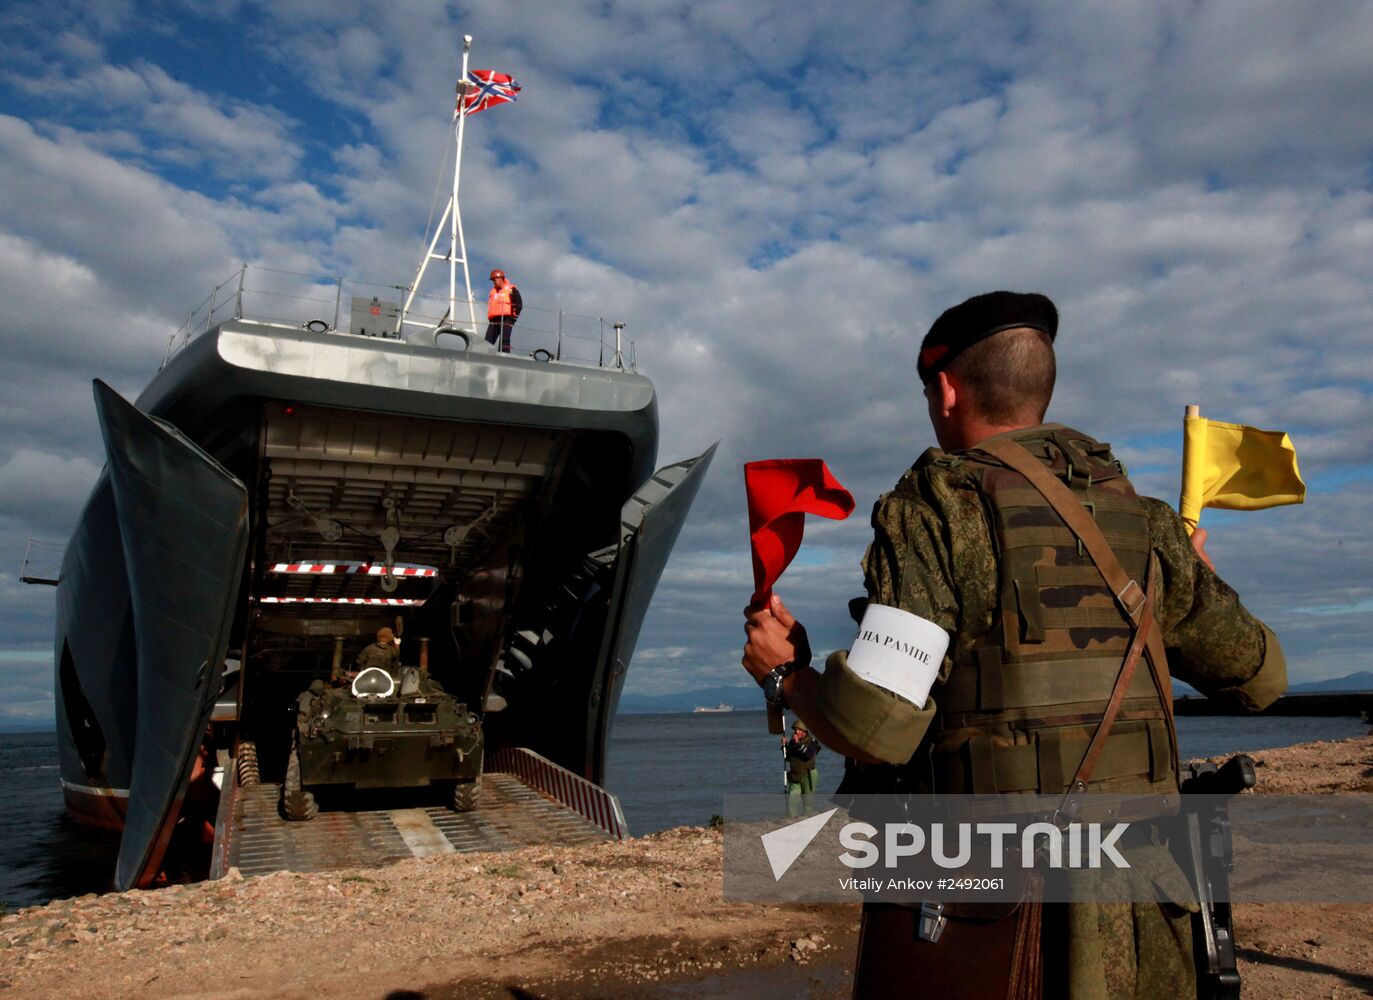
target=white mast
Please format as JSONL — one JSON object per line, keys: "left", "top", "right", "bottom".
{"left": 402, "top": 34, "right": 478, "bottom": 335}
{"left": 451, "top": 34, "right": 476, "bottom": 331}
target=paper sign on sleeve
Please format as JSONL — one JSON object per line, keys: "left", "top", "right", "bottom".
{"left": 846, "top": 604, "right": 949, "bottom": 708}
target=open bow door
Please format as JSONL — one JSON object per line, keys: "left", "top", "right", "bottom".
{"left": 586, "top": 442, "right": 717, "bottom": 781}
{"left": 93, "top": 380, "right": 249, "bottom": 890}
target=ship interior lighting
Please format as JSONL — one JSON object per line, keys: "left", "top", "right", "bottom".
{"left": 257, "top": 596, "right": 424, "bottom": 606}
{"left": 268, "top": 562, "right": 438, "bottom": 577}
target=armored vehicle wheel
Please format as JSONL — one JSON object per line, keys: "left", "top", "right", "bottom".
{"left": 236, "top": 740, "right": 260, "bottom": 787}
{"left": 453, "top": 776, "right": 481, "bottom": 813}
{"left": 281, "top": 737, "right": 318, "bottom": 822}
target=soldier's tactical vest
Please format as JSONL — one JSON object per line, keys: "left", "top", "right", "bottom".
{"left": 357, "top": 642, "right": 399, "bottom": 674}
{"left": 787, "top": 740, "right": 818, "bottom": 779}
{"left": 916, "top": 427, "right": 1178, "bottom": 806}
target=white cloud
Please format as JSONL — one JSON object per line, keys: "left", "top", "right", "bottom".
{"left": 12, "top": 60, "right": 303, "bottom": 182}
{"left": 0, "top": 449, "right": 101, "bottom": 510}
{"left": 1142, "top": 1, "right": 1373, "bottom": 184}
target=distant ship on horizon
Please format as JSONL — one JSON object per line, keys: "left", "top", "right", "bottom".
{"left": 692, "top": 703, "right": 734, "bottom": 713}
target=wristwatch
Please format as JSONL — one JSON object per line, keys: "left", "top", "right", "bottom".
{"left": 761, "top": 663, "right": 795, "bottom": 709}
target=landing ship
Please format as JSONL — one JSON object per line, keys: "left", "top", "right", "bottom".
{"left": 53, "top": 266, "right": 713, "bottom": 889}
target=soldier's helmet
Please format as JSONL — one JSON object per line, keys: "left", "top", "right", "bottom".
{"left": 376, "top": 627, "right": 395, "bottom": 644}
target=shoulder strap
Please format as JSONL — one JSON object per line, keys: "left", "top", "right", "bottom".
{"left": 976, "top": 438, "right": 1143, "bottom": 619}
{"left": 974, "top": 438, "right": 1174, "bottom": 818}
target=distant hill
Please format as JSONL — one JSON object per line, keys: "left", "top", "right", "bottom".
{"left": 618, "top": 684, "right": 761, "bottom": 714}
{"left": 1174, "top": 671, "right": 1373, "bottom": 698}
{"left": 619, "top": 670, "right": 1373, "bottom": 714}
{"left": 1286, "top": 670, "right": 1373, "bottom": 693}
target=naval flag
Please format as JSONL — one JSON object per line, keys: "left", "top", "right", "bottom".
{"left": 460, "top": 70, "right": 522, "bottom": 116}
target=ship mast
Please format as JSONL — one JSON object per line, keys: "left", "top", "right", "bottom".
{"left": 401, "top": 34, "right": 478, "bottom": 336}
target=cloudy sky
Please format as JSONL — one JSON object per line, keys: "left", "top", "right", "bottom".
{"left": 1, "top": 0, "right": 1370, "bottom": 726}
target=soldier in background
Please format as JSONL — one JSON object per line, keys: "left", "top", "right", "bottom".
{"left": 297, "top": 679, "right": 327, "bottom": 727}
{"left": 783, "top": 718, "right": 821, "bottom": 816}
{"left": 742, "top": 291, "right": 1287, "bottom": 998}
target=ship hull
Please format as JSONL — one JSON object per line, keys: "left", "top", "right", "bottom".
{"left": 61, "top": 785, "right": 129, "bottom": 830}
{"left": 54, "top": 471, "right": 136, "bottom": 833}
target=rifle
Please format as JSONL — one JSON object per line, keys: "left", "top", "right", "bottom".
{"left": 781, "top": 727, "right": 790, "bottom": 792}
{"left": 1176, "top": 753, "right": 1256, "bottom": 1000}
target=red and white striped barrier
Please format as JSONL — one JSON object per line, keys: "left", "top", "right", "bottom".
{"left": 257, "top": 596, "right": 424, "bottom": 605}
{"left": 269, "top": 561, "right": 437, "bottom": 577}
{"left": 487, "top": 747, "right": 628, "bottom": 840}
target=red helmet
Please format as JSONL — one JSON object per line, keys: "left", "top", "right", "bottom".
{"left": 490, "top": 269, "right": 505, "bottom": 280}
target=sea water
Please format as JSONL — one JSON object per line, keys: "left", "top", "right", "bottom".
{"left": 601, "top": 710, "right": 1371, "bottom": 832}
{"left": 2, "top": 712, "right": 1366, "bottom": 909}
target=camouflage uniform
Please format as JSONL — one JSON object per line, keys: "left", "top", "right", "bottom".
{"left": 785, "top": 730, "right": 821, "bottom": 817}
{"left": 297, "top": 679, "right": 326, "bottom": 732}
{"left": 355, "top": 640, "right": 400, "bottom": 676}
{"left": 816, "top": 424, "right": 1287, "bottom": 999}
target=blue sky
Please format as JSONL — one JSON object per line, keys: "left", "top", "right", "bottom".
{"left": 1, "top": 1, "right": 1372, "bottom": 725}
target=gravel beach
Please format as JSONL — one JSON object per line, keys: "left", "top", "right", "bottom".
{"left": 3, "top": 734, "right": 1370, "bottom": 999}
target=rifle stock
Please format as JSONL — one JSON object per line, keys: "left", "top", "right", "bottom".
{"left": 1176, "top": 754, "right": 1255, "bottom": 1000}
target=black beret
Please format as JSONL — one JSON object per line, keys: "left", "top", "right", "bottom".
{"left": 918, "top": 291, "right": 1058, "bottom": 384}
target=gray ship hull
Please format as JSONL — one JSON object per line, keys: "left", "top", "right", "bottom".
{"left": 55, "top": 320, "right": 712, "bottom": 889}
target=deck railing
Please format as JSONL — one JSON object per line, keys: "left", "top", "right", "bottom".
{"left": 162, "top": 264, "right": 638, "bottom": 373}
{"left": 20, "top": 539, "right": 63, "bottom": 586}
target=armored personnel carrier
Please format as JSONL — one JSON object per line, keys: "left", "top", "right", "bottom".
{"left": 284, "top": 665, "right": 484, "bottom": 821}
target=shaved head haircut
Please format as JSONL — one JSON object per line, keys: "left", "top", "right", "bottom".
{"left": 945, "top": 327, "right": 1056, "bottom": 425}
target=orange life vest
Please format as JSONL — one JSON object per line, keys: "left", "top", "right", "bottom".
{"left": 488, "top": 283, "right": 517, "bottom": 319}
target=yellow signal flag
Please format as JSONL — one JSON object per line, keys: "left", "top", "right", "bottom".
{"left": 1179, "top": 410, "right": 1306, "bottom": 535}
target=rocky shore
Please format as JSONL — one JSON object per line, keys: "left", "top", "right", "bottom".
{"left": 3, "top": 735, "right": 1371, "bottom": 999}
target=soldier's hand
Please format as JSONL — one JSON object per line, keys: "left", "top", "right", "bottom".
{"left": 741, "top": 593, "right": 812, "bottom": 684}
{"left": 1191, "top": 526, "right": 1216, "bottom": 571}
{"left": 770, "top": 596, "right": 813, "bottom": 667}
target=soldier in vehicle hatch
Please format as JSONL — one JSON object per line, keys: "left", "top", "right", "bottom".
{"left": 741, "top": 291, "right": 1286, "bottom": 998}
{"left": 354, "top": 626, "right": 400, "bottom": 678}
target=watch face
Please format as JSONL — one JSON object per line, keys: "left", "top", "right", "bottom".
{"left": 764, "top": 669, "right": 784, "bottom": 705}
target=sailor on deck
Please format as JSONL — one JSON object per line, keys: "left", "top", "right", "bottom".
{"left": 486, "top": 269, "right": 522, "bottom": 353}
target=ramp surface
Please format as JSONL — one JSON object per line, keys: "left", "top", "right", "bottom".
{"left": 223, "top": 773, "right": 612, "bottom": 878}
